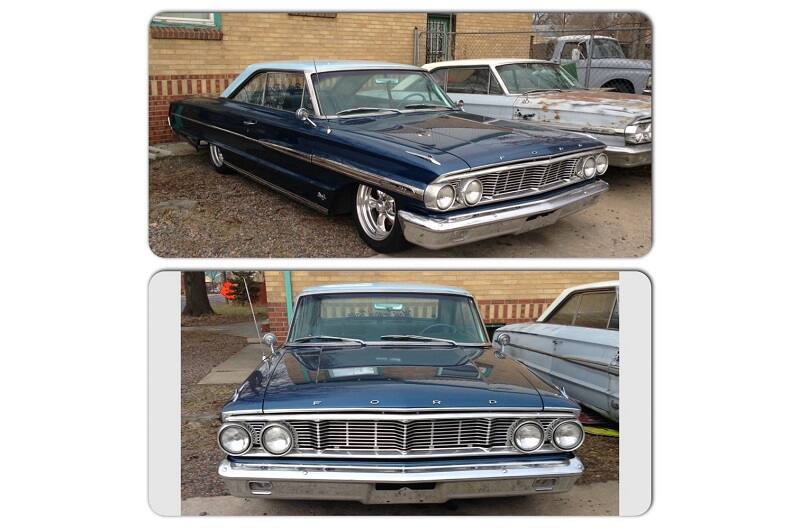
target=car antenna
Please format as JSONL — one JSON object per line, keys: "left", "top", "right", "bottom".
{"left": 242, "top": 273, "right": 273, "bottom": 362}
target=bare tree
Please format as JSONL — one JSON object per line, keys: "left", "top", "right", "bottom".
{"left": 182, "top": 271, "right": 214, "bottom": 316}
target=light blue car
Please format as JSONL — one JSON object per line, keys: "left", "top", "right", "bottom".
{"left": 494, "top": 281, "right": 619, "bottom": 422}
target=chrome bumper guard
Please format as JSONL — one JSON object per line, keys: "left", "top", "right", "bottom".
{"left": 398, "top": 180, "right": 608, "bottom": 250}
{"left": 219, "top": 456, "right": 583, "bottom": 504}
{"left": 606, "top": 143, "right": 651, "bottom": 167}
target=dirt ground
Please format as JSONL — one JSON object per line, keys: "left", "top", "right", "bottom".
{"left": 180, "top": 326, "right": 619, "bottom": 502}
{"left": 150, "top": 152, "right": 651, "bottom": 258}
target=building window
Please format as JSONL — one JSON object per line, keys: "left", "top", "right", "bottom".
{"left": 151, "top": 12, "right": 218, "bottom": 28}
{"left": 150, "top": 12, "right": 222, "bottom": 40}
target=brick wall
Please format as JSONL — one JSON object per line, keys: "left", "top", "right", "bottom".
{"left": 148, "top": 12, "right": 533, "bottom": 144}
{"left": 261, "top": 271, "right": 618, "bottom": 341}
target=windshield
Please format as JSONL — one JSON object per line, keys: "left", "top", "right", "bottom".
{"left": 288, "top": 293, "right": 488, "bottom": 344}
{"left": 312, "top": 70, "right": 454, "bottom": 116}
{"left": 590, "top": 38, "right": 626, "bottom": 59}
{"left": 496, "top": 63, "right": 581, "bottom": 94}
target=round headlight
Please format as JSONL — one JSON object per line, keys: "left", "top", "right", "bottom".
{"left": 436, "top": 184, "right": 456, "bottom": 210}
{"left": 460, "top": 179, "right": 483, "bottom": 206}
{"left": 595, "top": 153, "right": 609, "bottom": 175}
{"left": 643, "top": 122, "right": 652, "bottom": 142}
{"left": 625, "top": 123, "right": 645, "bottom": 144}
{"left": 218, "top": 424, "right": 251, "bottom": 455}
{"left": 512, "top": 421, "right": 545, "bottom": 452}
{"left": 261, "top": 424, "right": 293, "bottom": 455}
{"left": 552, "top": 420, "right": 585, "bottom": 451}
{"left": 582, "top": 156, "right": 597, "bottom": 178}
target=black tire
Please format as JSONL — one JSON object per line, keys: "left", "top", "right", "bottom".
{"left": 602, "top": 79, "right": 635, "bottom": 94}
{"left": 352, "top": 184, "right": 411, "bottom": 253}
{"left": 208, "top": 144, "right": 234, "bottom": 174}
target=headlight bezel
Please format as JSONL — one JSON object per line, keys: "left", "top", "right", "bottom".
{"left": 551, "top": 420, "right": 585, "bottom": 451}
{"left": 459, "top": 178, "right": 483, "bottom": 206}
{"left": 625, "top": 120, "right": 652, "bottom": 145}
{"left": 595, "top": 153, "right": 609, "bottom": 175}
{"left": 218, "top": 423, "right": 252, "bottom": 456}
{"left": 511, "top": 420, "right": 546, "bottom": 452}
{"left": 261, "top": 423, "right": 294, "bottom": 455}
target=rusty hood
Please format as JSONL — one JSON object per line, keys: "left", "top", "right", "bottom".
{"left": 513, "top": 89, "right": 651, "bottom": 133}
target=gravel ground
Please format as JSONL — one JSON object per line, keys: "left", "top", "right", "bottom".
{"left": 149, "top": 151, "right": 651, "bottom": 258}
{"left": 182, "top": 330, "right": 245, "bottom": 499}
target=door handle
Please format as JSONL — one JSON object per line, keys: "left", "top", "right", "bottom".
{"left": 242, "top": 120, "right": 257, "bottom": 126}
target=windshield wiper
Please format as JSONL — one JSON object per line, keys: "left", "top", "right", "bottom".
{"left": 335, "top": 107, "right": 401, "bottom": 116}
{"left": 380, "top": 334, "right": 457, "bottom": 345}
{"left": 403, "top": 103, "right": 451, "bottom": 110}
{"left": 291, "top": 335, "right": 366, "bottom": 345}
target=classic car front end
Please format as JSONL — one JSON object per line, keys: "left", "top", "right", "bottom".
{"left": 424, "top": 59, "right": 651, "bottom": 168}
{"left": 216, "top": 284, "right": 586, "bottom": 503}
{"left": 168, "top": 61, "right": 609, "bottom": 252}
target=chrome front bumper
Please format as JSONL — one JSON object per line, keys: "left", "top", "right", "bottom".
{"left": 219, "top": 456, "right": 583, "bottom": 504}
{"left": 606, "top": 143, "right": 651, "bottom": 167}
{"left": 397, "top": 180, "right": 608, "bottom": 250}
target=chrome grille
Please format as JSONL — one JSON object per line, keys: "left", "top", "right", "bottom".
{"left": 247, "top": 417, "right": 559, "bottom": 453}
{"left": 478, "top": 158, "right": 579, "bottom": 199}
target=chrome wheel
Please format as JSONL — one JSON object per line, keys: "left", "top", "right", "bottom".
{"left": 209, "top": 144, "right": 225, "bottom": 167}
{"left": 355, "top": 184, "right": 397, "bottom": 241}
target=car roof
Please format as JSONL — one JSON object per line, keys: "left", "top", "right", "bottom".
{"left": 298, "top": 283, "right": 473, "bottom": 297}
{"left": 555, "top": 35, "right": 617, "bottom": 41}
{"left": 239, "top": 60, "right": 422, "bottom": 74}
{"left": 423, "top": 58, "right": 552, "bottom": 69}
{"left": 221, "top": 60, "right": 425, "bottom": 98}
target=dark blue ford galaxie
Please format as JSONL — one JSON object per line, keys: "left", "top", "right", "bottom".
{"left": 169, "top": 61, "right": 609, "bottom": 252}
{"left": 216, "top": 283, "right": 586, "bottom": 503}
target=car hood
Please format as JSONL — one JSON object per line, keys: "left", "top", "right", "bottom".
{"left": 513, "top": 90, "right": 651, "bottom": 132}
{"left": 222, "top": 345, "right": 575, "bottom": 413}
{"left": 332, "top": 111, "right": 604, "bottom": 170}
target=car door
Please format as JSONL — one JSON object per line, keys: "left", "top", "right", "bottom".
{"left": 606, "top": 297, "right": 620, "bottom": 421}
{"left": 546, "top": 288, "right": 619, "bottom": 419}
{"left": 436, "top": 66, "right": 513, "bottom": 120}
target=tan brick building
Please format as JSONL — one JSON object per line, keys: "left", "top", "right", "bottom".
{"left": 148, "top": 12, "right": 534, "bottom": 144}
{"left": 257, "top": 270, "right": 618, "bottom": 341}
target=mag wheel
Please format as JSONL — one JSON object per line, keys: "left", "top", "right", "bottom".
{"left": 353, "top": 184, "right": 410, "bottom": 253}
{"left": 209, "top": 144, "right": 233, "bottom": 174}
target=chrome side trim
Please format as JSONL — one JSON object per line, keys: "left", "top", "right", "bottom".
{"left": 175, "top": 113, "right": 424, "bottom": 200}
{"left": 223, "top": 160, "right": 328, "bottom": 214}
{"left": 509, "top": 342, "right": 616, "bottom": 375}
{"left": 312, "top": 155, "right": 424, "bottom": 199}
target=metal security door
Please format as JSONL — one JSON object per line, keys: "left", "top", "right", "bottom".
{"left": 426, "top": 15, "right": 452, "bottom": 63}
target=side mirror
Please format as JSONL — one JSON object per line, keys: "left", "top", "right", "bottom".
{"left": 262, "top": 332, "right": 277, "bottom": 361}
{"left": 295, "top": 107, "right": 317, "bottom": 127}
{"left": 495, "top": 332, "right": 511, "bottom": 353}
{"left": 455, "top": 99, "right": 465, "bottom": 111}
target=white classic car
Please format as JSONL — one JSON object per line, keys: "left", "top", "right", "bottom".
{"left": 423, "top": 59, "right": 651, "bottom": 168}
{"left": 493, "top": 281, "right": 619, "bottom": 422}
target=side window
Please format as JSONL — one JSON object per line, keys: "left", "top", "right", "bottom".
{"left": 560, "top": 42, "right": 584, "bottom": 60}
{"left": 232, "top": 72, "right": 266, "bottom": 105}
{"left": 546, "top": 294, "right": 580, "bottom": 325}
{"left": 431, "top": 69, "right": 448, "bottom": 89}
{"left": 446, "top": 67, "right": 490, "bottom": 94}
{"left": 573, "top": 291, "right": 616, "bottom": 329}
{"left": 264, "top": 72, "right": 307, "bottom": 112}
{"left": 608, "top": 297, "right": 619, "bottom": 330}
{"left": 489, "top": 73, "right": 505, "bottom": 95}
